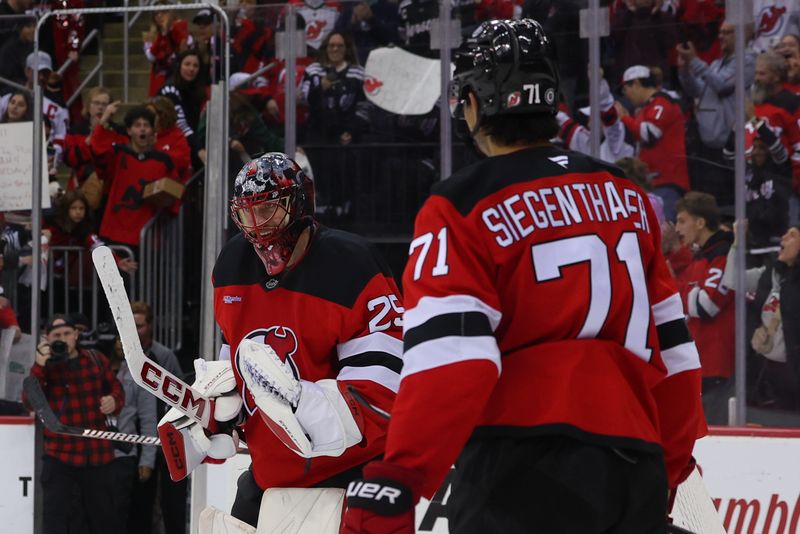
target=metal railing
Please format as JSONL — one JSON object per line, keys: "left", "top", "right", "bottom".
{"left": 0, "top": 76, "right": 27, "bottom": 93}
{"left": 0, "top": 13, "right": 37, "bottom": 93}
{"left": 57, "top": 28, "right": 104, "bottom": 107}
{"left": 137, "top": 171, "right": 202, "bottom": 352}
{"left": 30, "top": 2, "right": 230, "bottom": 359}
{"left": 1, "top": 26, "right": 101, "bottom": 106}
{"left": 46, "top": 244, "right": 136, "bottom": 331}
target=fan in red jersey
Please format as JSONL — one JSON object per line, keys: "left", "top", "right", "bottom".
{"left": 343, "top": 18, "right": 705, "bottom": 534}
{"left": 156, "top": 152, "right": 403, "bottom": 529}
{"left": 619, "top": 64, "right": 690, "bottom": 222}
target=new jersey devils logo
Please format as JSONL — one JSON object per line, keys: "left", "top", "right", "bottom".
{"left": 506, "top": 91, "right": 521, "bottom": 108}
{"left": 306, "top": 19, "right": 327, "bottom": 41}
{"left": 758, "top": 6, "right": 787, "bottom": 37}
{"left": 236, "top": 326, "right": 300, "bottom": 414}
{"left": 763, "top": 294, "right": 780, "bottom": 314}
{"left": 364, "top": 76, "right": 383, "bottom": 96}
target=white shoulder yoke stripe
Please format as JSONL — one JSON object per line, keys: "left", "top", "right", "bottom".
{"left": 404, "top": 295, "right": 502, "bottom": 332}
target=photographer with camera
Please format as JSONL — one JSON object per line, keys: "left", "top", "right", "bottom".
{"left": 27, "top": 315, "right": 125, "bottom": 534}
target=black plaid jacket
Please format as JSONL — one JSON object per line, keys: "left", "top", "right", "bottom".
{"left": 27, "top": 349, "right": 125, "bottom": 466}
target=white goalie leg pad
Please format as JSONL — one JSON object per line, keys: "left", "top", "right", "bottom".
{"left": 257, "top": 488, "right": 344, "bottom": 534}
{"left": 198, "top": 506, "right": 256, "bottom": 534}
{"left": 294, "top": 379, "right": 363, "bottom": 458}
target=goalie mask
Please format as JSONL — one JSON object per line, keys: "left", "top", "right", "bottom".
{"left": 231, "top": 153, "right": 315, "bottom": 276}
{"left": 449, "top": 19, "right": 559, "bottom": 124}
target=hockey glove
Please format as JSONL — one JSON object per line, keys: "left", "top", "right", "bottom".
{"left": 238, "top": 339, "right": 365, "bottom": 458}
{"left": 342, "top": 461, "right": 424, "bottom": 534}
{"left": 158, "top": 359, "right": 243, "bottom": 481}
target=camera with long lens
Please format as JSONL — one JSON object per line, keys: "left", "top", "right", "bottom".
{"left": 48, "top": 340, "right": 70, "bottom": 363}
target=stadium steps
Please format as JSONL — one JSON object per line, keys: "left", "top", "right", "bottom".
{"left": 55, "top": 19, "right": 153, "bottom": 182}
{"left": 82, "top": 19, "right": 152, "bottom": 109}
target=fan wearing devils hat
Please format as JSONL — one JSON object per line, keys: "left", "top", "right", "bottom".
{"left": 156, "top": 152, "right": 403, "bottom": 529}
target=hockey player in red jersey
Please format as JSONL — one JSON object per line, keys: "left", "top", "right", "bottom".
{"left": 343, "top": 19, "right": 705, "bottom": 534}
{"left": 156, "top": 153, "right": 403, "bottom": 528}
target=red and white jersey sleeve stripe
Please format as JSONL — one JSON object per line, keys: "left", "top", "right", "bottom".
{"left": 402, "top": 294, "right": 502, "bottom": 379}
{"left": 336, "top": 331, "right": 403, "bottom": 394}
{"left": 384, "top": 196, "right": 504, "bottom": 497}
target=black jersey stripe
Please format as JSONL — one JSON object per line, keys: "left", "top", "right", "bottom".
{"left": 338, "top": 351, "right": 403, "bottom": 374}
{"left": 117, "top": 144, "right": 175, "bottom": 170}
{"left": 656, "top": 318, "right": 692, "bottom": 351}
{"left": 213, "top": 227, "right": 396, "bottom": 309}
{"left": 404, "top": 311, "right": 494, "bottom": 353}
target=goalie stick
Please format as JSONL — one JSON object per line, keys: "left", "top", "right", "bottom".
{"left": 92, "top": 246, "right": 213, "bottom": 428}
{"left": 23, "top": 376, "right": 161, "bottom": 446}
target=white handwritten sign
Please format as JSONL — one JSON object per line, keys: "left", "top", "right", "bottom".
{"left": 0, "top": 121, "right": 50, "bottom": 211}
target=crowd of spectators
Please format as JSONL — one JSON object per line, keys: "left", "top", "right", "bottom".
{"left": 4, "top": 1, "right": 800, "bottom": 529}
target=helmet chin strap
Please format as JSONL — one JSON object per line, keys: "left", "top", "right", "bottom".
{"left": 455, "top": 113, "right": 488, "bottom": 161}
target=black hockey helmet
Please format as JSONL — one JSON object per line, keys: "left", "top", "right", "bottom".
{"left": 230, "top": 153, "right": 315, "bottom": 275}
{"left": 449, "top": 19, "right": 559, "bottom": 121}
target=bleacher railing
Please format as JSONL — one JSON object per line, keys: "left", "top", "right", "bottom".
{"left": 59, "top": 28, "right": 104, "bottom": 107}
{"left": 45, "top": 244, "right": 135, "bottom": 331}
{"left": 136, "top": 172, "right": 202, "bottom": 353}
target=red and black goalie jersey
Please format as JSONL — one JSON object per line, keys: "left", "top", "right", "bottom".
{"left": 384, "top": 146, "right": 706, "bottom": 498}
{"left": 212, "top": 226, "right": 403, "bottom": 490}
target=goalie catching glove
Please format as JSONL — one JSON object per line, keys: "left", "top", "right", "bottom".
{"left": 238, "top": 339, "right": 365, "bottom": 458}
{"left": 158, "top": 359, "right": 243, "bottom": 481}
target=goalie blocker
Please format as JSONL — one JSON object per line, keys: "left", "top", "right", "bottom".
{"left": 158, "top": 359, "right": 244, "bottom": 481}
